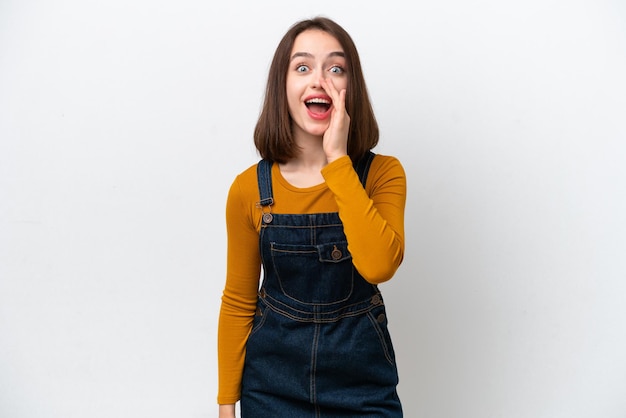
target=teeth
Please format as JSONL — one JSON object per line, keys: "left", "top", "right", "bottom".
{"left": 306, "top": 98, "right": 331, "bottom": 104}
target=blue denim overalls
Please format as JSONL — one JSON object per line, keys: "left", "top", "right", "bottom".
{"left": 241, "top": 153, "right": 403, "bottom": 417}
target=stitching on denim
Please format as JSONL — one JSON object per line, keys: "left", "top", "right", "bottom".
{"left": 259, "top": 227, "right": 267, "bottom": 268}
{"left": 270, "top": 241, "right": 352, "bottom": 262}
{"left": 270, "top": 257, "right": 354, "bottom": 306}
{"left": 263, "top": 223, "right": 344, "bottom": 228}
{"left": 265, "top": 301, "right": 371, "bottom": 323}
{"left": 272, "top": 249, "right": 317, "bottom": 254}
{"left": 261, "top": 294, "right": 380, "bottom": 323}
{"left": 256, "top": 159, "right": 274, "bottom": 206}
{"left": 248, "top": 305, "right": 269, "bottom": 337}
{"left": 367, "top": 311, "right": 394, "bottom": 365}
{"left": 262, "top": 289, "right": 381, "bottom": 315}
{"left": 310, "top": 322, "right": 320, "bottom": 406}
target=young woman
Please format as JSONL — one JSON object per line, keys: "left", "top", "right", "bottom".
{"left": 218, "top": 17, "right": 406, "bottom": 417}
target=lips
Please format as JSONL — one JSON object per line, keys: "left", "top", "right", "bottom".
{"left": 305, "top": 95, "right": 332, "bottom": 120}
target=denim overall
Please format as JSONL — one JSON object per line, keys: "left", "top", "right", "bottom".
{"left": 241, "top": 153, "right": 403, "bottom": 417}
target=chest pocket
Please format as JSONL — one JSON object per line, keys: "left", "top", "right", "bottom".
{"left": 270, "top": 241, "right": 354, "bottom": 304}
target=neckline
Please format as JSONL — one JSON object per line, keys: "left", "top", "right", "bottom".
{"left": 273, "top": 164, "right": 328, "bottom": 193}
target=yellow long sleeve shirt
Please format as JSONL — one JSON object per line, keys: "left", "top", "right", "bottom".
{"left": 217, "top": 154, "right": 406, "bottom": 404}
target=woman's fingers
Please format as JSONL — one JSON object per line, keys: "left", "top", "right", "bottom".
{"left": 320, "top": 77, "right": 349, "bottom": 162}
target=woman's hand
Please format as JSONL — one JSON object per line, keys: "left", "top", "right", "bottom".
{"left": 218, "top": 404, "right": 236, "bottom": 418}
{"left": 320, "top": 77, "right": 349, "bottom": 164}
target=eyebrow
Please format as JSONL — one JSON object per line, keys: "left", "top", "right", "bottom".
{"left": 290, "top": 51, "right": 345, "bottom": 61}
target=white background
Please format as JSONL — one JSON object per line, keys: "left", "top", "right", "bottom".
{"left": 1, "top": 1, "right": 625, "bottom": 417}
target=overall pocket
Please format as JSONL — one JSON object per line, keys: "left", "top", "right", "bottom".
{"left": 366, "top": 305, "right": 397, "bottom": 366}
{"left": 270, "top": 241, "right": 354, "bottom": 304}
{"left": 249, "top": 299, "right": 269, "bottom": 338}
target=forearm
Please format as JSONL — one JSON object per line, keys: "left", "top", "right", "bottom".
{"left": 219, "top": 404, "right": 236, "bottom": 418}
{"left": 217, "top": 287, "right": 256, "bottom": 403}
{"left": 218, "top": 177, "right": 262, "bottom": 403}
{"left": 322, "top": 156, "right": 406, "bottom": 283}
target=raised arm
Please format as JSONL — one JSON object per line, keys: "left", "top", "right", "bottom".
{"left": 322, "top": 155, "right": 406, "bottom": 284}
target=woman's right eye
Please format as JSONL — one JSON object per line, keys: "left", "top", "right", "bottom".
{"left": 296, "top": 65, "right": 308, "bottom": 72}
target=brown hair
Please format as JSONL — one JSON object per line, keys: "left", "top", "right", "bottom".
{"left": 254, "top": 17, "right": 379, "bottom": 164}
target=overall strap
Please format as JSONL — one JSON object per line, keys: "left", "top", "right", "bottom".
{"left": 256, "top": 159, "right": 274, "bottom": 208}
{"left": 354, "top": 151, "right": 376, "bottom": 187}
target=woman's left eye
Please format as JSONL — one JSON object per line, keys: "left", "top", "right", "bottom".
{"left": 329, "top": 66, "right": 344, "bottom": 74}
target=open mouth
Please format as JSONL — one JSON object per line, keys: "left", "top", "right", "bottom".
{"left": 305, "top": 97, "right": 332, "bottom": 115}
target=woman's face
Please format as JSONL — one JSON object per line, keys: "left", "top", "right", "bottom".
{"left": 286, "top": 29, "right": 348, "bottom": 140}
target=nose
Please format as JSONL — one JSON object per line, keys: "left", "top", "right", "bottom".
{"left": 311, "top": 76, "right": 323, "bottom": 89}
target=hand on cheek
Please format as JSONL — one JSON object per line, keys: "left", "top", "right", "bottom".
{"left": 320, "top": 77, "right": 349, "bottom": 164}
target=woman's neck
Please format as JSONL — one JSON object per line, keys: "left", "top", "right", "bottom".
{"left": 278, "top": 134, "right": 328, "bottom": 188}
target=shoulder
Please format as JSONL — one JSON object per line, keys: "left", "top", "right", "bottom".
{"left": 227, "top": 162, "right": 262, "bottom": 204}
{"left": 371, "top": 153, "right": 404, "bottom": 171}
{"left": 363, "top": 153, "right": 406, "bottom": 196}
{"left": 235, "top": 162, "right": 260, "bottom": 184}
{"left": 368, "top": 154, "right": 406, "bottom": 185}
